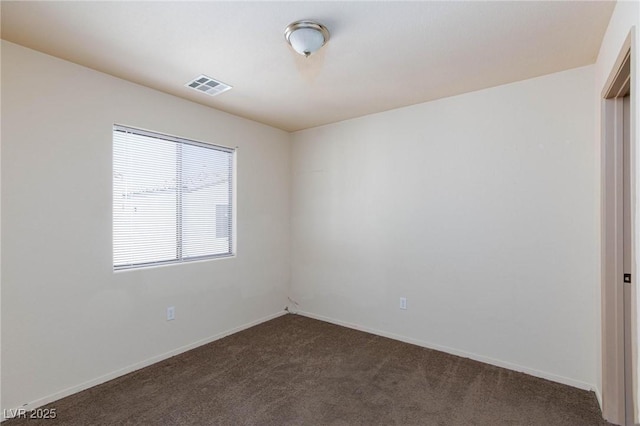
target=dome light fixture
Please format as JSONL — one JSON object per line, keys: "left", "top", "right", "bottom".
{"left": 284, "top": 20, "right": 330, "bottom": 57}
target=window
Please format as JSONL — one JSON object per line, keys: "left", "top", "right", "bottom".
{"left": 113, "top": 125, "right": 235, "bottom": 270}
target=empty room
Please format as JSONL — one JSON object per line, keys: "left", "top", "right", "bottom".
{"left": 1, "top": 1, "right": 639, "bottom": 424}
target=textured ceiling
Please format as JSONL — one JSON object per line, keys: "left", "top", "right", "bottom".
{"left": 1, "top": 1, "right": 615, "bottom": 132}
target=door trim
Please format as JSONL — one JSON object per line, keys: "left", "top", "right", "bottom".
{"left": 601, "top": 28, "right": 636, "bottom": 425}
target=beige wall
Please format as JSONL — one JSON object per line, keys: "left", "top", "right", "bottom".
{"left": 0, "top": 41, "right": 291, "bottom": 411}
{"left": 291, "top": 65, "right": 598, "bottom": 390}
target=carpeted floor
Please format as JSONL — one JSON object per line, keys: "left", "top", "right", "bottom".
{"left": 6, "top": 314, "right": 608, "bottom": 425}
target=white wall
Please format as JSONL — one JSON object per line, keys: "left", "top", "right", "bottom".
{"left": 593, "top": 0, "right": 640, "bottom": 415}
{"left": 291, "top": 65, "right": 598, "bottom": 390}
{"left": 0, "top": 41, "right": 291, "bottom": 412}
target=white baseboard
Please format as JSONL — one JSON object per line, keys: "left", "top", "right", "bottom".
{"left": 1, "top": 310, "right": 287, "bottom": 421}
{"left": 297, "top": 310, "right": 596, "bottom": 392}
{"left": 594, "top": 386, "right": 603, "bottom": 410}
{"left": 4, "top": 310, "right": 598, "bottom": 422}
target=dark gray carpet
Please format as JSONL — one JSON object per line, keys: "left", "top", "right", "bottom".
{"left": 6, "top": 314, "right": 607, "bottom": 425}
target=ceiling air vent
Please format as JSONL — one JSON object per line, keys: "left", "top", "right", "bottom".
{"left": 185, "top": 75, "right": 232, "bottom": 96}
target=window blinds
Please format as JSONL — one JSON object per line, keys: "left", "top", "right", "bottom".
{"left": 113, "top": 125, "right": 234, "bottom": 270}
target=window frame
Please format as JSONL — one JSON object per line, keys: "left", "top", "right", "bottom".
{"left": 112, "top": 124, "right": 236, "bottom": 271}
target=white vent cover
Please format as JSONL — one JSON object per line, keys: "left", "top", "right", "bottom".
{"left": 185, "top": 75, "right": 232, "bottom": 96}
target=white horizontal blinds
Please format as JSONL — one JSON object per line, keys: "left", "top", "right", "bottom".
{"left": 181, "top": 143, "right": 232, "bottom": 259}
{"left": 113, "top": 129, "right": 178, "bottom": 268}
{"left": 113, "top": 125, "right": 234, "bottom": 270}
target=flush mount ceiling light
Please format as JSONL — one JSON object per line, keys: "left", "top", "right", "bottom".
{"left": 284, "top": 20, "right": 330, "bottom": 57}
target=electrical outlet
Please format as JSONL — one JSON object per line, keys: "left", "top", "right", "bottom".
{"left": 400, "top": 297, "right": 407, "bottom": 310}
{"left": 167, "top": 306, "right": 175, "bottom": 321}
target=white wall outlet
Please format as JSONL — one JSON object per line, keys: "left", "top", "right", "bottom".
{"left": 167, "top": 306, "right": 175, "bottom": 321}
{"left": 400, "top": 297, "right": 407, "bottom": 310}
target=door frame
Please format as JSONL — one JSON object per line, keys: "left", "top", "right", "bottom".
{"left": 601, "top": 28, "right": 636, "bottom": 425}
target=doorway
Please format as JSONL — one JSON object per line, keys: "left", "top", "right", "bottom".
{"left": 601, "top": 30, "right": 635, "bottom": 426}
